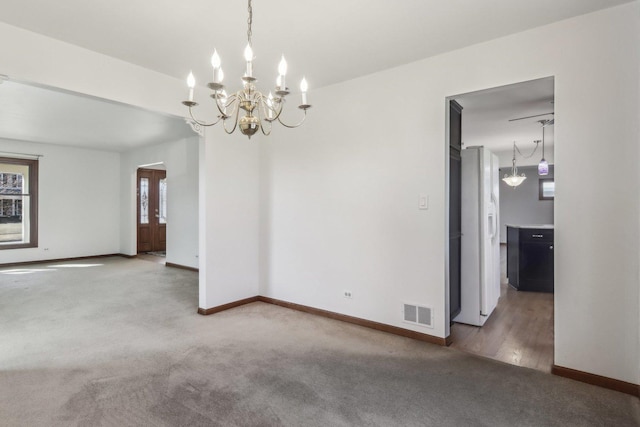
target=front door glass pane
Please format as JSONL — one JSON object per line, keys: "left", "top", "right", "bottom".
{"left": 159, "top": 178, "right": 167, "bottom": 224}
{"left": 140, "top": 178, "right": 149, "bottom": 224}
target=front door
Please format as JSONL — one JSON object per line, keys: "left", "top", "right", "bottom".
{"left": 137, "top": 168, "right": 167, "bottom": 253}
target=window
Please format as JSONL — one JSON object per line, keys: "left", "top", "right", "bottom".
{"left": 539, "top": 178, "right": 555, "bottom": 200}
{"left": 139, "top": 177, "right": 149, "bottom": 224}
{"left": 0, "top": 157, "right": 38, "bottom": 249}
{"left": 158, "top": 177, "right": 167, "bottom": 224}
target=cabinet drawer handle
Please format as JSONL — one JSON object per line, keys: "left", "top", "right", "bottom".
{"left": 532, "top": 234, "right": 544, "bottom": 238}
{"left": 549, "top": 245, "right": 554, "bottom": 250}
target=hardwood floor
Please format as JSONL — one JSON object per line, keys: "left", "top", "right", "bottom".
{"left": 450, "top": 245, "right": 554, "bottom": 373}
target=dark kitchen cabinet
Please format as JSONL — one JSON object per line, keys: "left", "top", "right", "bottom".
{"left": 507, "top": 226, "right": 554, "bottom": 293}
{"left": 449, "top": 100, "right": 463, "bottom": 321}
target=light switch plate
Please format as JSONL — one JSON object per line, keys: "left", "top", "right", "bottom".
{"left": 419, "top": 194, "right": 429, "bottom": 210}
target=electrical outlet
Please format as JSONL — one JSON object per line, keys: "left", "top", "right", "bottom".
{"left": 343, "top": 290, "right": 353, "bottom": 299}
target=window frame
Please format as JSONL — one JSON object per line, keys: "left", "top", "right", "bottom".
{"left": 0, "top": 157, "right": 38, "bottom": 250}
{"left": 539, "top": 178, "right": 555, "bottom": 201}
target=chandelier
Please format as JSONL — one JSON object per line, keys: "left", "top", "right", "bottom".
{"left": 182, "top": 0, "right": 311, "bottom": 138}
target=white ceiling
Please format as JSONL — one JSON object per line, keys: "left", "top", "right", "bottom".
{"left": 0, "top": 80, "right": 194, "bottom": 151}
{"left": 0, "top": 0, "right": 631, "bottom": 90}
{"left": 0, "top": 0, "right": 628, "bottom": 152}
{"left": 456, "top": 77, "right": 555, "bottom": 154}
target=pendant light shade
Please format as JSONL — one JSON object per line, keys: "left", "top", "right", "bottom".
{"left": 503, "top": 174, "right": 527, "bottom": 187}
{"left": 538, "top": 158, "right": 549, "bottom": 176}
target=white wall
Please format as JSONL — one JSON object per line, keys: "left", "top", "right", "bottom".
{"left": 264, "top": 3, "right": 639, "bottom": 384}
{"left": 199, "top": 130, "right": 261, "bottom": 309}
{"left": 494, "top": 146, "right": 554, "bottom": 169}
{"left": 261, "top": 81, "right": 442, "bottom": 328}
{"left": 120, "top": 136, "right": 199, "bottom": 268}
{"left": 0, "top": 138, "right": 120, "bottom": 263}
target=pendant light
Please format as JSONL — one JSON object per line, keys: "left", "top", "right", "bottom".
{"left": 538, "top": 121, "right": 549, "bottom": 176}
{"left": 502, "top": 142, "right": 527, "bottom": 187}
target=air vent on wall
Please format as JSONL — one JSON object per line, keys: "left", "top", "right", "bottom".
{"left": 403, "top": 303, "right": 433, "bottom": 328}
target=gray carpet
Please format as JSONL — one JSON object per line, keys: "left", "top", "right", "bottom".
{"left": 0, "top": 257, "right": 638, "bottom": 426}
{"left": 145, "top": 251, "right": 167, "bottom": 257}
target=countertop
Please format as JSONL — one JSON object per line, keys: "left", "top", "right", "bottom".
{"left": 506, "top": 224, "right": 554, "bottom": 229}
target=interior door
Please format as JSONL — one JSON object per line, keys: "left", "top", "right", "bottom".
{"left": 137, "top": 168, "right": 167, "bottom": 253}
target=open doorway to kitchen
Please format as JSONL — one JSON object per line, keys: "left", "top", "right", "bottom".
{"left": 447, "top": 77, "right": 555, "bottom": 373}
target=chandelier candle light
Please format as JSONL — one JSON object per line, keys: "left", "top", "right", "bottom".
{"left": 182, "top": 0, "right": 311, "bottom": 138}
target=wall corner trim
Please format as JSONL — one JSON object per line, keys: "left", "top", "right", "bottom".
{"left": 197, "top": 296, "right": 260, "bottom": 315}
{"left": 552, "top": 365, "right": 640, "bottom": 397}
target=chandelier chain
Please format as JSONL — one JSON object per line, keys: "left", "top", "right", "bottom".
{"left": 247, "top": 0, "right": 253, "bottom": 46}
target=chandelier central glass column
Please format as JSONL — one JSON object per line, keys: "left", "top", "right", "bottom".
{"left": 182, "top": 0, "right": 311, "bottom": 138}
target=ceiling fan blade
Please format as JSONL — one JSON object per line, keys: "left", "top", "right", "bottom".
{"left": 508, "top": 112, "right": 554, "bottom": 122}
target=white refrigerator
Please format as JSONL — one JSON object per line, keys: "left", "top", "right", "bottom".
{"left": 454, "top": 146, "right": 500, "bottom": 327}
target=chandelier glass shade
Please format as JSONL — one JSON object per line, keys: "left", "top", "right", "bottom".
{"left": 182, "top": 0, "right": 311, "bottom": 138}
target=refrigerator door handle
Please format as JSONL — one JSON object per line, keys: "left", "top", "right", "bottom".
{"left": 490, "top": 193, "right": 499, "bottom": 241}
{"left": 488, "top": 213, "right": 495, "bottom": 240}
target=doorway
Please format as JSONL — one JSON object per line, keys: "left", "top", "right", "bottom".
{"left": 137, "top": 167, "right": 167, "bottom": 254}
{"left": 446, "top": 77, "right": 555, "bottom": 373}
